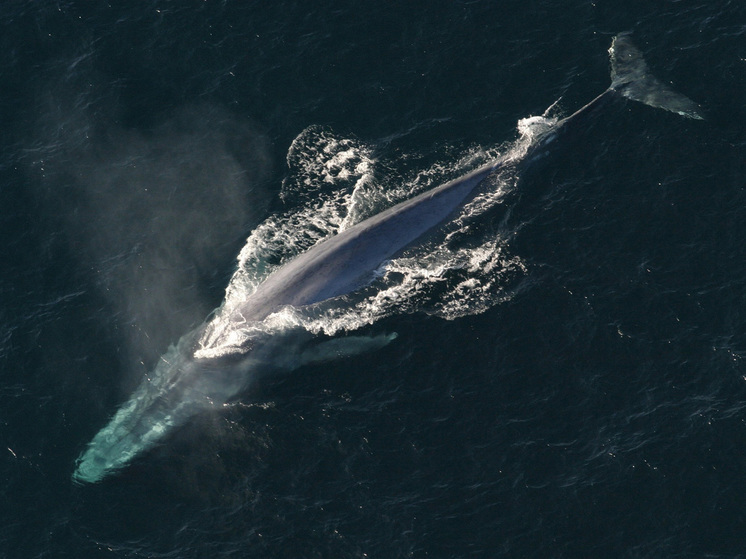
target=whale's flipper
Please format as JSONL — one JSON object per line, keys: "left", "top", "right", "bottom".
{"left": 609, "top": 33, "right": 704, "bottom": 120}
{"left": 296, "top": 333, "right": 398, "bottom": 367}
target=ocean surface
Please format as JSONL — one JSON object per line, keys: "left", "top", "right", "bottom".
{"left": 2, "top": 1, "right": 746, "bottom": 557}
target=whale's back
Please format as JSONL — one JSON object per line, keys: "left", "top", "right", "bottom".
{"left": 232, "top": 163, "right": 498, "bottom": 322}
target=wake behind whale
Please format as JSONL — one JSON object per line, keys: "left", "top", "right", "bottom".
{"left": 73, "top": 34, "right": 702, "bottom": 483}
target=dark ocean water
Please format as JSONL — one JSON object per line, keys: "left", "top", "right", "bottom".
{"left": 2, "top": 1, "right": 746, "bottom": 557}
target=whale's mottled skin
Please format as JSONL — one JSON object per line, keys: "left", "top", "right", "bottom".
{"left": 235, "top": 162, "right": 500, "bottom": 323}
{"left": 73, "top": 34, "right": 702, "bottom": 484}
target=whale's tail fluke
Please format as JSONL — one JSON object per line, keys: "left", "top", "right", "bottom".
{"left": 609, "top": 32, "right": 704, "bottom": 120}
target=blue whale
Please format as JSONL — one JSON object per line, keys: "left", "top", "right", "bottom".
{"left": 73, "top": 34, "right": 701, "bottom": 483}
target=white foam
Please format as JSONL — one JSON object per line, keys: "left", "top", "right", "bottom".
{"left": 197, "top": 120, "right": 550, "bottom": 355}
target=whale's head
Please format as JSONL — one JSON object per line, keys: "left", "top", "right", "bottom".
{"left": 72, "top": 339, "right": 260, "bottom": 484}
